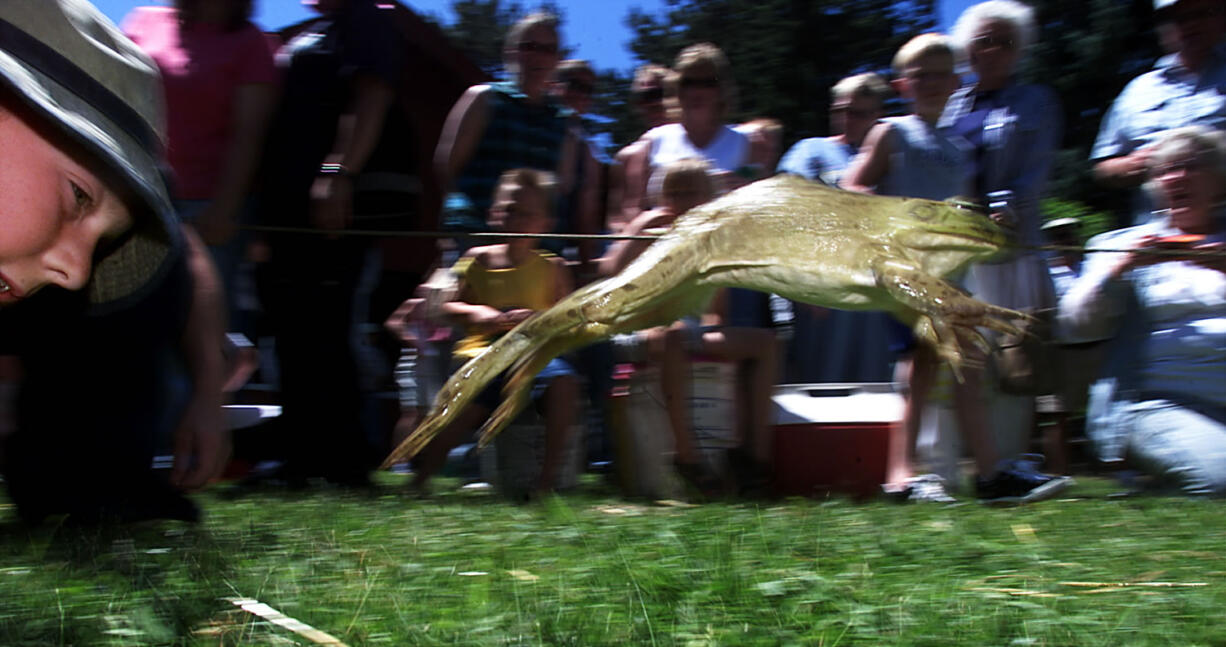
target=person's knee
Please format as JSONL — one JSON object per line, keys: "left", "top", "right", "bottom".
{"left": 1130, "top": 405, "right": 1226, "bottom": 496}
{"left": 1166, "top": 462, "right": 1226, "bottom": 497}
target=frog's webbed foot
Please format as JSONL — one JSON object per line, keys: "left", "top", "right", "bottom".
{"left": 877, "top": 259, "right": 1026, "bottom": 379}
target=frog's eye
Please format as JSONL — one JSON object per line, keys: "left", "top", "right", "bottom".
{"left": 908, "top": 202, "right": 939, "bottom": 221}
{"left": 945, "top": 197, "right": 988, "bottom": 215}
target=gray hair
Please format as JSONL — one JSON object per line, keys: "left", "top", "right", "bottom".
{"left": 1143, "top": 125, "right": 1226, "bottom": 204}
{"left": 951, "top": 0, "right": 1038, "bottom": 54}
{"left": 830, "top": 72, "right": 890, "bottom": 105}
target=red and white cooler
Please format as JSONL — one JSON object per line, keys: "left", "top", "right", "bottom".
{"left": 771, "top": 383, "right": 902, "bottom": 499}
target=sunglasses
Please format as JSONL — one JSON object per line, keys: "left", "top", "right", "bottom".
{"left": 518, "top": 40, "right": 558, "bottom": 55}
{"left": 904, "top": 71, "right": 952, "bottom": 83}
{"left": 680, "top": 76, "right": 721, "bottom": 90}
{"left": 970, "top": 34, "right": 1016, "bottom": 50}
{"left": 1155, "top": 160, "right": 1208, "bottom": 177}
{"left": 566, "top": 78, "right": 594, "bottom": 95}
{"left": 634, "top": 86, "right": 665, "bottom": 104}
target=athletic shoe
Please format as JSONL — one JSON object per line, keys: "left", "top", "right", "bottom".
{"left": 883, "top": 473, "right": 957, "bottom": 503}
{"left": 976, "top": 454, "right": 1073, "bottom": 505}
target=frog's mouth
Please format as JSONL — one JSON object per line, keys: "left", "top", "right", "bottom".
{"left": 895, "top": 228, "right": 1007, "bottom": 252}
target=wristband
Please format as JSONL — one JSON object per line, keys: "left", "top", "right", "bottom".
{"left": 318, "top": 161, "right": 354, "bottom": 178}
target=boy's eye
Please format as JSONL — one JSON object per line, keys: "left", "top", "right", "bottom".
{"left": 70, "top": 181, "right": 93, "bottom": 210}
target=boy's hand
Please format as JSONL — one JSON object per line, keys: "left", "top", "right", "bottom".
{"left": 171, "top": 395, "right": 230, "bottom": 491}
{"left": 496, "top": 308, "right": 534, "bottom": 330}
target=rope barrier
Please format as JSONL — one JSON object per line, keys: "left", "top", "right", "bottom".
{"left": 239, "top": 224, "right": 1226, "bottom": 257}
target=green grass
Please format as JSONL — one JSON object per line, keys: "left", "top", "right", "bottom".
{"left": 0, "top": 475, "right": 1222, "bottom": 646}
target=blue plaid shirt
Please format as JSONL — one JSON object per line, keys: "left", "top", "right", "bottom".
{"left": 1092, "top": 44, "right": 1226, "bottom": 222}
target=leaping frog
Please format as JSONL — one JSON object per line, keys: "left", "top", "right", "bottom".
{"left": 383, "top": 174, "right": 1024, "bottom": 467}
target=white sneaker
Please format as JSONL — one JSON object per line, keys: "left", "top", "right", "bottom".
{"left": 884, "top": 473, "right": 957, "bottom": 503}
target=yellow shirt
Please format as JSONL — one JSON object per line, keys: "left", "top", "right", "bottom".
{"left": 452, "top": 249, "right": 559, "bottom": 359}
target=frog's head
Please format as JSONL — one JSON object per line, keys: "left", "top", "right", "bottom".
{"left": 889, "top": 196, "right": 1009, "bottom": 274}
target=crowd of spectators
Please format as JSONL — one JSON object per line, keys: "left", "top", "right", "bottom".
{"left": 1, "top": 0, "right": 1224, "bottom": 524}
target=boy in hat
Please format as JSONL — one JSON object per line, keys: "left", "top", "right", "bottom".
{"left": 0, "top": 0, "right": 227, "bottom": 522}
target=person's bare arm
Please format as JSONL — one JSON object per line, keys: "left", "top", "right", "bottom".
{"left": 0, "top": 355, "right": 21, "bottom": 440}
{"left": 172, "top": 227, "right": 229, "bottom": 490}
{"left": 617, "top": 138, "right": 653, "bottom": 226}
{"left": 434, "top": 85, "right": 493, "bottom": 195}
{"left": 598, "top": 207, "right": 673, "bottom": 276}
{"left": 842, "top": 122, "right": 894, "bottom": 194}
{"left": 574, "top": 140, "right": 603, "bottom": 280}
{"left": 605, "top": 155, "right": 627, "bottom": 233}
{"left": 550, "top": 254, "right": 574, "bottom": 305}
{"left": 1093, "top": 148, "right": 1151, "bottom": 189}
{"left": 310, "top": 73, "right": 396, "bottom": 231}
{"left": 384, "top": 297, "right": 424, "bottom": 346}
{"left": 193, "top": 82, "right": 276, "bottom": 245}
{"left": 439, "top": 251, "right": 508, "bottom": 332}
{"left": 705, "top": 288, "right": 729, "bottom": 326}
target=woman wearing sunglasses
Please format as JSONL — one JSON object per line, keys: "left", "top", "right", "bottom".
{"left": 622, "top": 43, "right": 758, "bottom": 216}
{"left": 435, "top": 12, "right": 576, "bottom": 243}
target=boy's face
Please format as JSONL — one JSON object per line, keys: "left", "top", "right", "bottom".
{"left": 490, "top": 183, "right": 550, "bottom": 235}
{"left": 554, "top": 71, "right": 595, "bottom": 115}
{"left": 0, "top": 104, "right": 133, "bottom": 304}
{"left": 663, "top": 183, "right": 710, "bottom": 215}
{"left": 894, "top": 54, "right": 959, "bottom": 116}
{"left": 830, "top": 93, "right": 882, "bottom": 145}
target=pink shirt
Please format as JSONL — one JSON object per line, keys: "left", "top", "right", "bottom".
{"left": 123, "top": 7, "right": 278, "bottom": 200}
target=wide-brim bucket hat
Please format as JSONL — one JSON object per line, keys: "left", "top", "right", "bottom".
{"left": 0, "top": 0, "right": 179, "bottom": 305}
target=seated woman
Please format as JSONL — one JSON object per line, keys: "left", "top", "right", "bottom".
{"left": 601, "top": 158, "right": 776, "bottom": 494}
{"left": 1058, "top": 126, "right": 1226, "bottom": 496}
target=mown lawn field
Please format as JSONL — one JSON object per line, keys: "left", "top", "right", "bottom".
{"left": 0, "top": 474, "right": 1222, "bottom": 646}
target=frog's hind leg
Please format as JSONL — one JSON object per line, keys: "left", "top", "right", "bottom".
{"left": 475, "top": 340, "right": 565, "bottom": 449}
{"left": 381, "top": 324, "right": 551, "bottom": 468}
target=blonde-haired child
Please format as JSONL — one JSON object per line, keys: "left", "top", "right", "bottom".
{"left": 844, "top": 33, "right": 971, "bottom": 502}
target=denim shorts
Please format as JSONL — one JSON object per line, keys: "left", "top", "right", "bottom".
{"left": 471, "top": 356, "right": 578, "bottom": 412}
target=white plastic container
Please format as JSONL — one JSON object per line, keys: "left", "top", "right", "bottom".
{"left": 609, "top": 359, "right": 736, "bottom": 499}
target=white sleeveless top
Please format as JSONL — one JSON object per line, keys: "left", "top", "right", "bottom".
{"left": 644, "top": 123, "right": 749, "bottom": 205}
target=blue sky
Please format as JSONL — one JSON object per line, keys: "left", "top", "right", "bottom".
{"left": 92, "top": 0, "right": 975, "bottom": 74}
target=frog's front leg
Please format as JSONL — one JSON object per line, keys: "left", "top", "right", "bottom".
{"left": 873, "top": 257, "right": 1025, "bottom": 378}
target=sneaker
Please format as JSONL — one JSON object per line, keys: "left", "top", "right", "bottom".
{"left": 976, "top": 454, "right": 1073, "bottom": 505}
{"left": 883, "top": 473, "right": 957, "bottom": 503}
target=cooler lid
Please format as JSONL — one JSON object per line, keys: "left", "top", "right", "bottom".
{"left": 772, "top": 383, "right": 903, "bottom": 425}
